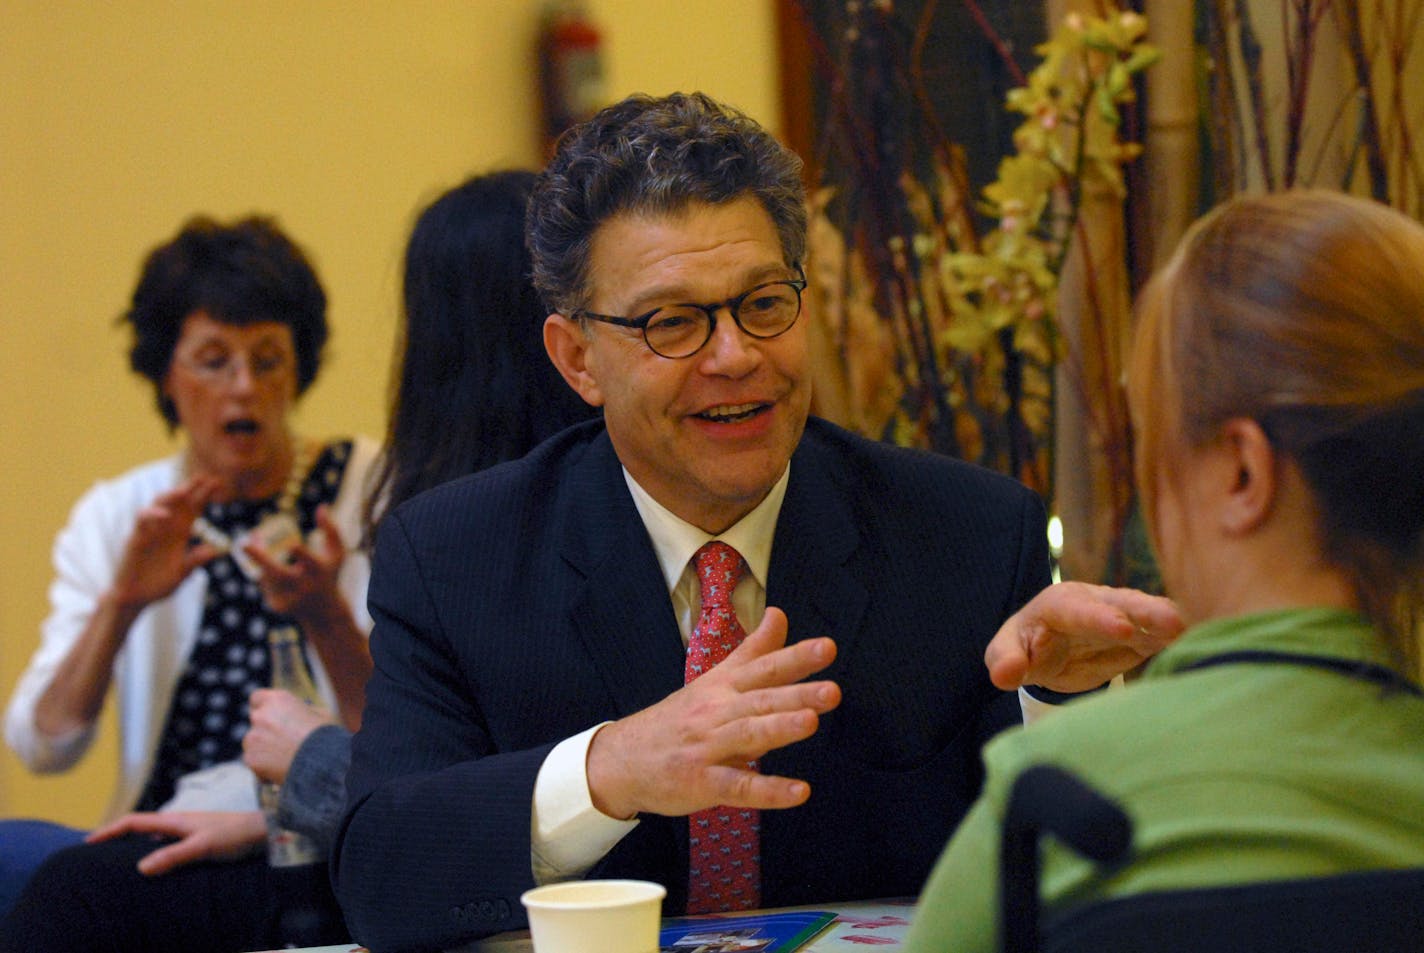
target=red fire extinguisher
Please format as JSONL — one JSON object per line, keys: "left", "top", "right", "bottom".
{"left": 538, "top": 0, "right": 606, "bottom": 156}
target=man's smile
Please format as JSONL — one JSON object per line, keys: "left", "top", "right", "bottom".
{"left": 693, "top": 402, "right": 770, "bottom": 423}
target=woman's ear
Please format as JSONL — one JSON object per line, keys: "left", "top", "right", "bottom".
{"left": 543, "top": 314, "right": 605, "bottom": 408}
{"left": 1217, "top": 418, "right": 1277, "bottom": 535}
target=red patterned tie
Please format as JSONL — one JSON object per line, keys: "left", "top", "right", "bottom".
{"left": 684, "top": 541, "right": 761, "bottom": 913}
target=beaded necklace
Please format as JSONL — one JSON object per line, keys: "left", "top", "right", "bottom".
{"left": 188, "top": 436, "right": 317, "bottom": 581}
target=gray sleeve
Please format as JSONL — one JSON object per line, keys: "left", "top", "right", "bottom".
{"left": 277, "top": 724, "right": 352, "bottom": 855}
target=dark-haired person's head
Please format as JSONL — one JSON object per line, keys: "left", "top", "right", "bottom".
{"left": 123, "top": 215, "right": 327, "bottom": 429}
{"left": 527, "top": 91, "right": 807, "bottom": 317}
{"left": 1129, "top": 189, "right": 1424, "bottom": 675}
{"left": 366, "top": 170, "right": 599, "bottom": 534}
{"left": 533, "top": 92, "right": 812, "bottom": 535}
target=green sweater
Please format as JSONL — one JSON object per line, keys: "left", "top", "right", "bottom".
{"left": 904, "top": 608, "right": 1424, "bottom": 953}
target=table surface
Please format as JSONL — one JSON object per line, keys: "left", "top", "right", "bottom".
{"left": 254, "top": 897, "right": 919, "bottom": 953}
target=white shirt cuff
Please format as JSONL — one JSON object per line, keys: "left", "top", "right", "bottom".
{"left": 1018, "top": 675, "right": 1124, "bottom": 726}
{"left": 29, "top": 721, "right": 94, "bottom": 769}
{"left": 531, "top": 722, "right": 640, "bottom": 884}
{"left": 1018, "top": 686, "right": 1057, "bottom": 726}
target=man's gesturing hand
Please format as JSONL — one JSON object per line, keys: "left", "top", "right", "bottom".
{"left": 586, "top": 607, "right": 839, "bottom": 822}
{"left": 985, "top": 581, "right": 1184, "bottom": 693}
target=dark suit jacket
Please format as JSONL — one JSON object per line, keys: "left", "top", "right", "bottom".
{"left": 334, "top": 418, "right": 1049, "bottom": 952}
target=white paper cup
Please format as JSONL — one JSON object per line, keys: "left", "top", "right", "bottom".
{"left": 521, "top": 879, "right": 667, "bottom": 953}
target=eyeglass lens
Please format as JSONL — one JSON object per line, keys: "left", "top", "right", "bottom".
{"left": 645, "top": 281, "right": 802, "bottom": 358}
{"left": 183, "top": 349, "right": 290, "bottom": 382}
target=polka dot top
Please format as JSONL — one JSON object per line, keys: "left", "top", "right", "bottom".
{"left": 133, "top": 440, "right": 353, "bottom": 812}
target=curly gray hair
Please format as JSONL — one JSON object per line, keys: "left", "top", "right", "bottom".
{"left": 526, "top": 91, "right": 806, "bottom": 315}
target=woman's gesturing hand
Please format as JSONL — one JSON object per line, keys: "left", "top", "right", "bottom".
{"left": 110, "top": 475, "right": 224, "bottom": 612}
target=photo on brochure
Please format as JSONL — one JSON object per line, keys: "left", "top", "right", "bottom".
{"left": 659, "top": 909, "right": 836, "bottom": 953}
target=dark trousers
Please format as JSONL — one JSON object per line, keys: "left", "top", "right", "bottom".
{"left": 0, "top": 834, "right": 349, "bottom": 953}
{"left": 0, "top": 819, "right": 86, "bottom": 919}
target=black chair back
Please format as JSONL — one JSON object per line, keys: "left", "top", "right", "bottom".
{"left": 999, "top": 764, "right": 1132, "bottom": 953}
{"left": 998, "top": 764, "right": 1424, "bottom": 953}
{"left": 1040, "top": 866, "right": 1424, "bottom": 953}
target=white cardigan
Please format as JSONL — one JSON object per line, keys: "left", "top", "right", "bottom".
{"left": 4, "top": 437, "right": 379, "bottom": 820}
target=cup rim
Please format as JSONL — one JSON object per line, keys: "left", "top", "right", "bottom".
{"left": 521, "top": 878, "right": 668, "bottom": 911}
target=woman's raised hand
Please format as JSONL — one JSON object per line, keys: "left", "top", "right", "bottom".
{"left": 110, "top": 475, "right": 224, "bottom": 612}
{"left": 242, "top": 503, "right": 347, "bottom": 622}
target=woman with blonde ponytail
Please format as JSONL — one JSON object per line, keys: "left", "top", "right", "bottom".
{"left": 906, "top": 190, "right": 1424, "bottom": 953}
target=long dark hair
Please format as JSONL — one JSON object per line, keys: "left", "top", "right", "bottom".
{"left": 363, "top": 170, "right": 599, "bottom": 539}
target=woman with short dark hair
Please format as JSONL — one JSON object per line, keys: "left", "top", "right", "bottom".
{"left": 1, "top": 214, "right": 377, "bottom": 921}
{"left": 2, "top": 172, "right": 599, "bottom": 953}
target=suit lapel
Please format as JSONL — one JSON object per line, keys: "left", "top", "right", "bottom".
{"left": 758, "top": 430, "right": 868, "bottom": 901}
{"left": 559, "top": 434, "right": 686, "bottom": 717}
{"left": 766, "top": 433, "right": 868, "bottom": 657}
{"left": 556, "top": 428, "right": 872, "bottom": 716}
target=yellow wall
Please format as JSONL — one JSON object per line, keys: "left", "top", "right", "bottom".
{"left": 0, "top": 0, "right": 778, "bottom": 825}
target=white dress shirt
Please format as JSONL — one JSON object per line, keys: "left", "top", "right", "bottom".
{"left": 529, "top": 466, "right": 790, "bottom": 883}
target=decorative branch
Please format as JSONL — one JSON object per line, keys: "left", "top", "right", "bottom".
{"left": 1234, "top": 0, "right": 1277, "bottom": 189}
{"left": 1382, "top": 0, "right": 1424, "bottom": 215}
{"left": 804, "top": 3, "right": 1156, "bottom": 510}
{"left": 1281, "top": 0, "right": 1333, "bottom": 188}
{"left": 1210, "top": 0, "right": 1420, "bottom": 218}
{"left": 1204, "top": 0, "right": 1244, "bottom": 200}
{"left": 959, "top": 0, "right": 1027, "bottom": 86}
{"left": 1335, "top": 1, "right": 1390, "bottom": 200}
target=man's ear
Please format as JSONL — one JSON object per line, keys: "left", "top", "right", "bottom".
{"left": 544, "top": 314, "right": 605, "bottom": 408}
{"left": 1218, "top": 418, "right": 1277, "bottom": 535}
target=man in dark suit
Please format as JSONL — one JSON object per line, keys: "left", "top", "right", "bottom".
{"left": 333, "top": 92, "right": 1179, "bottom": 953}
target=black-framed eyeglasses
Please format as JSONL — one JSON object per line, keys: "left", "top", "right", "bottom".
{"left": 574, "top": 268, "right": 808, "bottom": 359}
